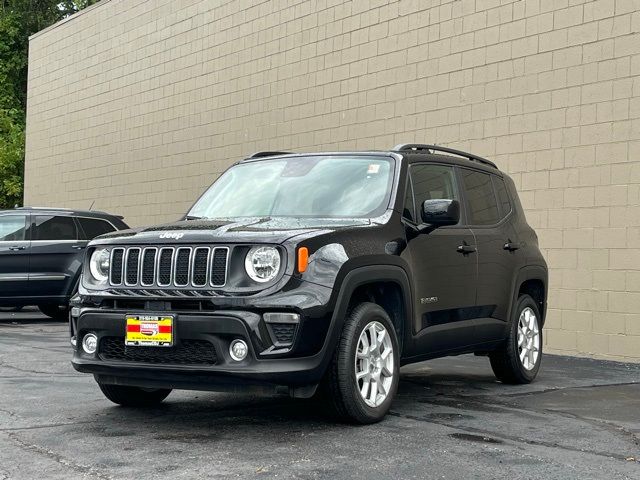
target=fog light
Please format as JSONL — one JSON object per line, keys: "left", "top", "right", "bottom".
{"left": 82, "top": 333, "right": 98, "bottom": 354}
{"left": 71, "top": 307, "right": 80, "bottom": 318}
{"left": 229, "top": 339, "right": 248, "bottom": 361}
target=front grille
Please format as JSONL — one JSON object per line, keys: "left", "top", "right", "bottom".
{"left": 109, "top": 246, "right": 229, "bottom": 289}
{"left": 99, "top": 336, "right": 217, "bottom": 365}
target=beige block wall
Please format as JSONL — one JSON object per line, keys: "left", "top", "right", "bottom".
{"left": 25, "top": 0, "right": 640, "bottom": 361}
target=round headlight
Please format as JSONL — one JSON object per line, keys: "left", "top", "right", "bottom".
{"left": 89, "top": 248, "right": 110, "bottom": 283}
{"left": 245, "top": 246, "right": 281, "bottom": 283}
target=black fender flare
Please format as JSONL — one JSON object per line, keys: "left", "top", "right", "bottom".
{"left": 325, "top": 265, "right": 413, "bottom": 358}
{"left": 507, "top": 265, "right": 548, "bottom": 326}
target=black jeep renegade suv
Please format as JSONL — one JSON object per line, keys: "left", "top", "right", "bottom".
{"left": 71, "top": 144, "right": 547, "bottom": 423}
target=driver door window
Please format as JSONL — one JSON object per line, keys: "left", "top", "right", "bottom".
{"left": 410, "top": 164, "right": 460, "bottom": 225}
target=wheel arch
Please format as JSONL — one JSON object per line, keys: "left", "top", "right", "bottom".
{"left": 331, "top": 265, "right": 413, "bottom": 357}
{"left": 509, "top": 265, "right": 548, "bottom": 326}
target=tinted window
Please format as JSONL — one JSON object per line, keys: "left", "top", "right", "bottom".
{"left": 0, "top": 215, "right": 27, "bottom": 241}
{"left": 461, "top": 169, "right": 500, "bottom": 225}
{"left": 402, "top": 176, "right": 415, "bottom": 222}
{"left": 32, "top": 216, "right": 78, "bottom": 241}
{"left": 494, "top": 176, "right": 512, "bottom": 217}
{"left": 410, "top": 165, "right": 459, "bottom": 220}
{"left": 79, "top": 218, "right": 116, "bottom": 239}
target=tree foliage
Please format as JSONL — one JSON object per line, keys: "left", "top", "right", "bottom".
{"left": 0, "top": 0, "right": 99, "bottom": 208}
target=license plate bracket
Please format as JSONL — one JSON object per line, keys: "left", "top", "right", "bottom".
{"left": 125, "top": 314, "right": 174, "bottom": 347}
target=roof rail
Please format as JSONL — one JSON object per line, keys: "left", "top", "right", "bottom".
{"left": 392, "top": 144, "right": 497, "bottom": 169}
{"left": 249, "top": 151, "right": 292, "bottom": 159}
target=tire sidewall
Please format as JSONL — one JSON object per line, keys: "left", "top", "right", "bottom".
{"left": 510, "top": 295, "right": 543, "bottom": 382}
{"left": 340, "top": 303, "right": 400, "bottom": 422}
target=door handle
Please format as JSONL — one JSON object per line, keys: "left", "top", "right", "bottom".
{"left": 503, "top": 241, "right": 521, "bottom": 252}
{"left": 8, "top": 245, "right": 26, "bottom": 251}
{"left": 457, "top": 244, "right": 476, "bottom": 254}
{"left": 71, "top": 245, "right": 86, "bottom": 250}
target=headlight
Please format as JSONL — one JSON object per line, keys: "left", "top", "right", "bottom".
{"left": 89, "top": 248, "right": 110, "bottom": 283}
{"left": 245, "top": 246, "right": 281, "bottom": 283}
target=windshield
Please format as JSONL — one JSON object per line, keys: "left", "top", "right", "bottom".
{"left": 188, "top": 156, "right": 395, "bottom": 219}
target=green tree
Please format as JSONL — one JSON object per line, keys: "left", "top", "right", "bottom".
{"left": 0, "top": 0, "right": 99, "bottom": 208}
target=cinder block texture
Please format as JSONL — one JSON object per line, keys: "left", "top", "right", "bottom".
{"left": 25, "top": 0, "right": 640, "bottom": 361}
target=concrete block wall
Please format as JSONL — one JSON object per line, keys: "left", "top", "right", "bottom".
{"left": 25, "top": 0, "right": 640, "bottom": 361}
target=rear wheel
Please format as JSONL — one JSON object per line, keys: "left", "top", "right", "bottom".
{"left": 323, "top": 302, "right": 399, "bottom": 424}
{"left": 97, "top": 383, "right": 172, "bottom": 407}
{"left": 489, "top": 294, "right": 542, "bottom": 384}
{"left": 38, "top": 304, "right": 69, "bottom": 321}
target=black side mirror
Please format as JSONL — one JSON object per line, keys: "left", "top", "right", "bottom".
{"left": 421, "top": 199, "right": 460, "bottom": 227}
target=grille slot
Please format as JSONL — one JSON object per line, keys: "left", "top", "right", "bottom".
{"left": 158, "top": 248, "right": 174, "bottom": 286}
{"left": 109, "top": 245, "right": 229, "bottom": 289}
{"left": 192, "top": 248, "right": 209, "bottom": 286}
{"left": 174, "top": 248, "right": 191, "bottom": 286}
{"left": 110, "top": 249, "right": 124, "bottom": 284}
{"left": 141, "top": 249, "right": 157, "bottom": 286}
{"left": 99, "top": 337, "right": 217, "bottom": 365}
{"left": 211, "top": 248, "right": 228, "bottom": 286}
{"left": 125, "top": 248, "right": 141, "bottom": 285}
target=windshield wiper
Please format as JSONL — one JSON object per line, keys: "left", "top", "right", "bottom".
{"left": 184, "top": 215, "right": 201, "bottom": 220}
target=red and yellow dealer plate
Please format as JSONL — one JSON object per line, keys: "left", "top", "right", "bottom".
{"left": 125, "top": 315, "right": 173, "bottom": 347}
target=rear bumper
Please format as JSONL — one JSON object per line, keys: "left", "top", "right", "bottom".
{"left": 72, "top": 306, "right": 336, "bottom": 392}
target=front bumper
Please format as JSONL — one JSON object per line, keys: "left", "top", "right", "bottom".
{"left": 71, "top": 306, "right": 336, "bottom": 394}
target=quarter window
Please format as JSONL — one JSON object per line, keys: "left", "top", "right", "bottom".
{"left": 494, "top": 176, "right": 512, "bottom": 217}
{"left": 79, "top": 218, "right": 116, "bottom": 240}
{"left": 0, "top": 215, "right": 27, "bottom": 241}
{"left": 402, "top": 176, "right": 416, "bottom": 222}
{"left": 461, "top": 169, "right": 500, "bottom": 225}
{"left": 32, "top": 216, "right": 78, "bottom": 241}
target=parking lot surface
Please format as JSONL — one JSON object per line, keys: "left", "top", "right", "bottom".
{"left": 0, "top": 310, "right": 638, "bottom": 479}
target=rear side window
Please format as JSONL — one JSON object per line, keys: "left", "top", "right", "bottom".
{"left": 0, "top": 215, "right": 27, "bottom": 241}
{"left": 79, "top": 218, "right": 116, "bottom": 240}
{"left": 32, "top": 216, "right": 78, "bottom": 241}
{"left": 494, "top": 176, "right": 512, "bottom": 217}
{"left": 460, "top": 169, "right": 500, "bottom": 225}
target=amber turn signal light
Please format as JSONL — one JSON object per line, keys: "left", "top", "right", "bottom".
{"left": 297, "top": 247, "right": 309, "bottom": 273}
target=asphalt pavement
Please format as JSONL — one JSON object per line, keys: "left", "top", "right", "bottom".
{"left": 0, "top": 309, "right": 638, "bottom": 479}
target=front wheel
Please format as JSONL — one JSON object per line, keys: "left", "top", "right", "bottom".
{"left": 489, "top": 294, "right": 542, "bottom": 384}
{"left": 98, "top": 383, "right": 172, "bottom": 407}
{"left": 323, "top": 302, "right": 400, "bottom": 424}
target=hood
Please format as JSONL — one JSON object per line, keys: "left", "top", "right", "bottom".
{"left": 91, "top": 217, "right": 372, "bottom": 246}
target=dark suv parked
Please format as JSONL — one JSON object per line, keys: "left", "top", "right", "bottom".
{"left": 0, "top": 207, "right": 128, "bottom": 319}
{"left": 71, "top": 145, "right": 547, "bottom": 423}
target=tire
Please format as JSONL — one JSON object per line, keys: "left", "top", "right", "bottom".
{"left": 0, "top": 306, "right": 23, "bottom": 312}
{"left": 38, "top": 279, "right": 78, "bottom": 321}
{"left": 38, "top": 304, "right": 69, "bottom": 321}
{"left": 98, "top": 383, "right": 172, "bottom": 407}
{"left": 323, "top": 302, "right": 400, "bottom": 424}
{"left": 490, "top": 294, "right": 542, "bottom": 384}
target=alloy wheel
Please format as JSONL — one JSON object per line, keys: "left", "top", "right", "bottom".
{"left": 354, "top": 321, "right": 394, "bottom": 408}
{"left": 517, "top": 307, "right": 540, "bottom": 371}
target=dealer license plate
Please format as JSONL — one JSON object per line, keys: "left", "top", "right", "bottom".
{"left": 125, "top": 315, "right": 174, "bottom": 347}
